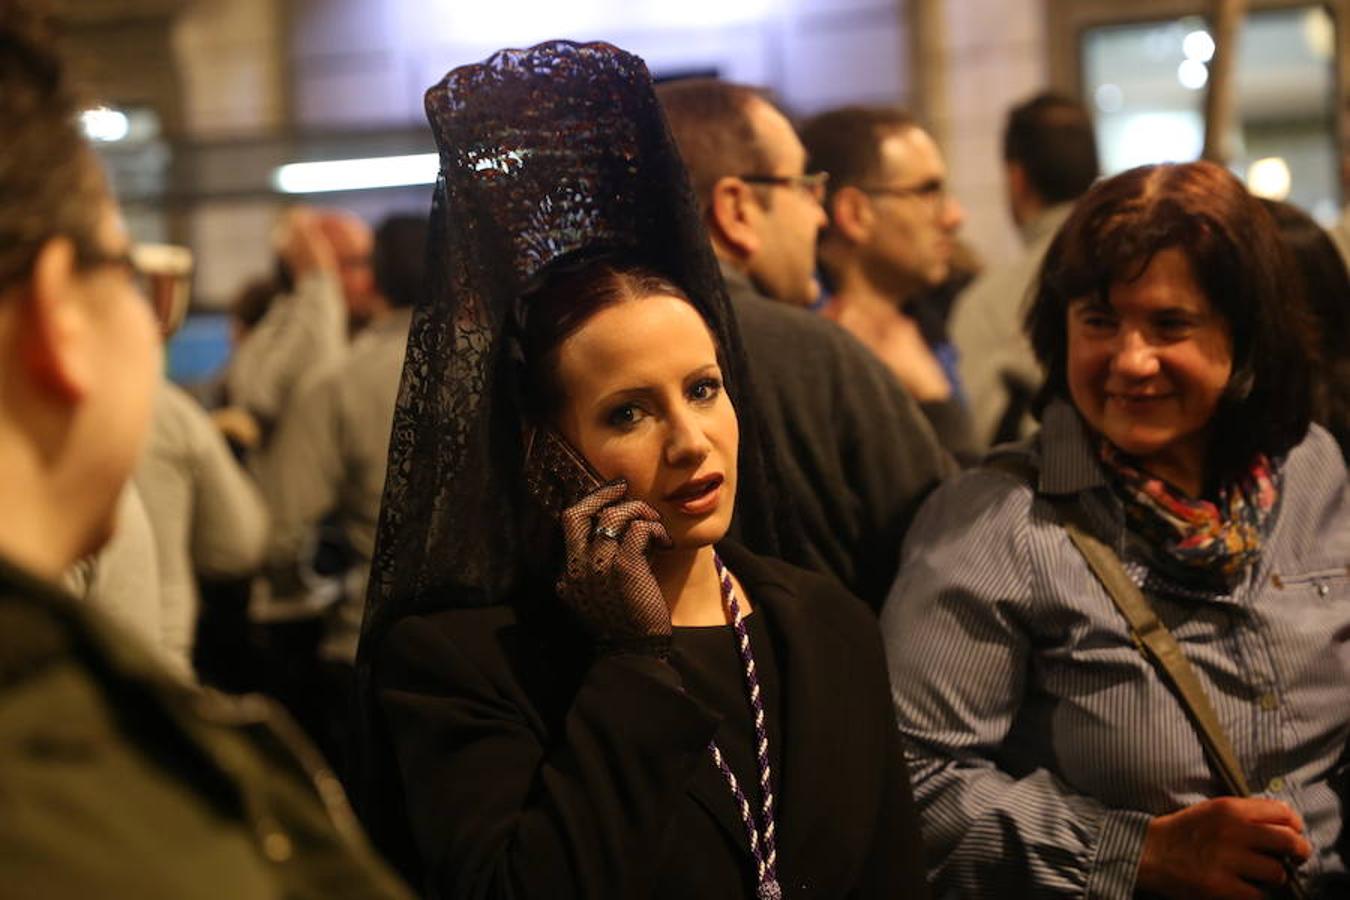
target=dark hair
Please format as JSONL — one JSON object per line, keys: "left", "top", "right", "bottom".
{"left": 373, "top": 214, "right": 428, "bottom": 310}
{"left": 517, "top": 260, "right": 701, "bottom": 421}
{"left": 800, "top": 105, "right": 916, "bottom": 204}
{"left": 655, "top": 79, "right": 778, "bottom": 212}
{"left": 0, "top": 4, "right": 107, "bottom": 292}
{"left": 1025, "top": 162, "right": 1316, "bottom": 483}
{"left": 1260, "top": 199, "right": 1350, "bottom": 366}
{"left": 230, "top": 275, "right": 280, "bottom": 331}
{"left": 1262, "top": 198, "right": 1350, "bottom": 457}
{"left": 1003, "top": 92, "right": 1099, "bottom": 205}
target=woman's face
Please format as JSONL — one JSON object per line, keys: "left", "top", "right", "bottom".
{"left": 553, "top": 294, "right": 739, "bottom": 550}
{"left": 1066, "top": 246, "right": 1233, "bottom": 493}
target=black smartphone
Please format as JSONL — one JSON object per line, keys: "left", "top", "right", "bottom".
{"left": 522, "top": 427, "right": 605, "bottom": 520}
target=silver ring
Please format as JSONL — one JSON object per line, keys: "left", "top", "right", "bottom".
{"left": 593, "top": 523, "right": 624, "bottom": 541}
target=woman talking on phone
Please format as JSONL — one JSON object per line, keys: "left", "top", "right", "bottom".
{"left": 354, "top": 42, "right": 928, "bottom": 900}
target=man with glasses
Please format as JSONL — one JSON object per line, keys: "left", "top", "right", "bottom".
{"left": 801, "top": 106, "right": 975, "bottom": 460}
{"left": 0, "top": 6, "right": 409, "bottom": 894}
{"left": 658, "top": 79, "right": 954, "bottom": 611}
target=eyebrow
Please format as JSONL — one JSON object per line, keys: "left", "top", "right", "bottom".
{"left": 593, "top": 363, "right": 721, "bottom": 407}
{"left": 1068, "top": 296, "right": 1112, "bottom": 310}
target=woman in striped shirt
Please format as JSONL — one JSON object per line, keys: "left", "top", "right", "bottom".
{"left": 884, "top": 161, "right": 1350, "bottom": 899}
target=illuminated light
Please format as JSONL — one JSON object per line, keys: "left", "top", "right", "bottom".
{"left": 1182, "top": 29, "right": 1215, "bottom": 62}
{"left": 81, "top": 106, "right": 130, "bottom": 142}
{"left": 1304, "top": 7, "right": 1335, "bottom": 61}
{"left": 1098, "top": 111, "right": 1204, "bottom": 172}
{"left": 1177, "top": 59, "right": 1208, "bottom": 90}
{"left": 1247, "top": 157, "right": 1292, "bottom": 201}
{"left": 427, "top": 0, "right": 774, "bottom": 42}
{"left": 1094, "top": 83, "right": 1124, "bottom": 113}
{"left": 272, "top": 153, "right": 440, "bottom": 194}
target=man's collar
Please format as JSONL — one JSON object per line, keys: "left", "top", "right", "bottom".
{"left": 717, "top": 259, "right": 762, "bottom": 299}
{"left": 1019, "top": 202, "right": 1076, "bottom": 248}
{"left": 375, "top": 306, "right": 414, "bottom": 333}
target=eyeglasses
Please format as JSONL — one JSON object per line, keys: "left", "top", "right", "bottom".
{"left": 75, "top": 245, "right": 145, "bottom": 289}
{"left": 76, "top": 242, "right": 195, "bottom": 335}
{"left": 859, "top": 178, "right": 950, "bottom": 210}
{"left": 739, "top": 171, "right": 830, "bottom": 203}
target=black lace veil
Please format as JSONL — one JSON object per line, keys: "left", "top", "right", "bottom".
{"left": 355, "top": 40, "right": 794, "bottom": 855}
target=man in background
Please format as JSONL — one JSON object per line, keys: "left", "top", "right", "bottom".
{"left": 225, "top": 208, "right": 377, "bottom": 440}
{"left": 251, "top": 215, "right": 426, "bottom": 777}
{"left": 658, "top": 79, "right": 954, "bottom": 610}
{"left": 949, "top": 92, "right": 1099, "bottom": 448}
{"left": 256, "top": 215, "right": 425, "bottom": 665}
{"left": 801, "top": 105, "right": 975, "bottom": 460}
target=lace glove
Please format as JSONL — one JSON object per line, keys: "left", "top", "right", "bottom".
{"left": 556, "top": 480, "right": 674, "bottom": 658}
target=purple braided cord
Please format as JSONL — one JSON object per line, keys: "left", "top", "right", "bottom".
{"left": 710, "top": 552, "right": 782, "bottom": 900}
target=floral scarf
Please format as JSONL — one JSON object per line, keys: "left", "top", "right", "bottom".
{"left": 1100, "top": 442, "right": 1282, "bottom": 590}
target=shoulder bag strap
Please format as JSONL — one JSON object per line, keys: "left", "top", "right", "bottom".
{"left": 1059, "top": 515, "right": 1311, "bottom": 900}
{"left": 1055, "top": 513, "right": 1251, "bottom": 797}
{"left": 983, "top": 455, "right": 1306, "bottom": 896}
{"left": 982, "top": 456, "right": 1252, "bottom": 796}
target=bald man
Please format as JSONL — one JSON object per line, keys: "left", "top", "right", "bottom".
{"left": 226, "top": 208, "right": 376, "bottom": 436}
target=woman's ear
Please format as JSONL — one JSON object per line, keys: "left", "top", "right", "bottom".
{"left": 21, "top": 236, "right": 90, "bottom": 403}
{"left": 706, "top": 176, "right": 763, "bottom": 262}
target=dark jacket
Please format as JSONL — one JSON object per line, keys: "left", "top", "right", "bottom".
{"left": 0, "top": 554, "right": 410, "bottom": 899}
{"left": 722, "top": 265, "right": 955, "bottom": 611}
{"left": 375, "top": 541, "right": 929, "bottom": 899}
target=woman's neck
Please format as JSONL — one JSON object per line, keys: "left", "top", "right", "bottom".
{"left": 651, "top": 544, "right": 741, "bottom": 627}
{"left": 1130, "top": 435, "right": 1211, "bottom": 499}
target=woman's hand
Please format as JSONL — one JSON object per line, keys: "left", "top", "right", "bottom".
{"left": 1136, "top": 797, "right": 1311, "bottom": 899}
{"left": 556, "top": 481, "right": 674, "bottom": 657}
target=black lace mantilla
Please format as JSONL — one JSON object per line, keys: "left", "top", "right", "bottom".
{"left": 355, "top": 40, "right": 794, "bottom": 850}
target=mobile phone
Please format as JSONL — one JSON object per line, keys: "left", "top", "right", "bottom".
{"left": 522, "top": 427, "right": 605, "bottom": 519}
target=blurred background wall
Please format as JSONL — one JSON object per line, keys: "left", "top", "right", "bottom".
{"left": 51, "top": 0, "right": 1349, "bottom": 379}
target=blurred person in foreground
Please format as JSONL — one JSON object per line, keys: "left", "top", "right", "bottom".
{"left": 224, "top": 207, "right": 377, "bottom": 442}
{"left": 657, "top": 78, "right": 953, "bottom": 610}
{"left": 800, "top": 105, "right": 976, "bottom": 461}
{"left": 358, "top": 41, "right": 929, "bottom": 898}
{"left": 950, "top": 91, "right": 1100, "bottom": 449}
{"left": 884, "top": 162, "right": 1349, "bottom": 897}
{"left": 0, "top": 7, "right": 409, "bottom": 896}
{"left": 63, "top": 256, "right": 268, "bottom": 679}
{"left": 1262, "top": 198, "right": 1350, "bottom": 463}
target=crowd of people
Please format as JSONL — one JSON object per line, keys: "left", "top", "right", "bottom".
{"left": 2, "top": 4, "right": 1349, "bottom": 899}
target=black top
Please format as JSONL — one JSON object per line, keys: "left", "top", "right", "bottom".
{"left": 373, "top": 541, "right": 930, "bottom": 899}
{"left": 670, "top": 612, "right": 783, "bottom": 817}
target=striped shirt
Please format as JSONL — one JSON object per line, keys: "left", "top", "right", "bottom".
{"left": 882, "top": 400, "right": 1350, "bottom": 897}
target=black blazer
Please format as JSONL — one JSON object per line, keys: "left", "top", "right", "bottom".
{"left": 374, "top": 541, "right": 928, "bottom": 899}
